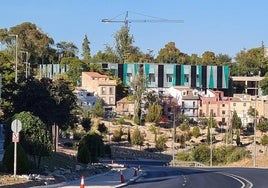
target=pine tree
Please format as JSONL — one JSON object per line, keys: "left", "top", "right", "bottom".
{"left": 82, "top": 34, "right": 91, "bottom": 62}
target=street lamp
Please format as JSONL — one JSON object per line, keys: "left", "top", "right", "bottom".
{"left": 9, "top": 34, "right": 18, "bottom": 83}
{"left": 253, "top": 81, "right": 257, "bottom": 167}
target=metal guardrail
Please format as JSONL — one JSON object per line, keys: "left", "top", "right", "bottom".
{"left": 169, "top": 161, "right": 206, "bottom": 167}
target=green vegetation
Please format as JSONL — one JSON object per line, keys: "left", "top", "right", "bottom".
{"left": 176, "top": 145, "right": 250, "bottom": 166}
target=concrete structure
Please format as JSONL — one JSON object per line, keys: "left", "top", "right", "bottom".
{"left": 231, "top": 76, "right": 264, "bottom": 95}
{"left": 81, "top": 72, "right": 117, "bottom": 110}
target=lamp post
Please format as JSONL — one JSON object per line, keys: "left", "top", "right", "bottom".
{"left": 172, "top": 107, "right": 175, "bottom": 166}
{"left": 9, "top": 34, "right": 18, "bottom": 83}
{"left": 253, "top": 81, "right": 257, "bottom": 167}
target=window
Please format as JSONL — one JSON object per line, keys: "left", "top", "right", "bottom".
{"left": 193, "top": 101, "right": 196, "bottom": 107}
{"left": 101, "top": 87, "right": 106, "bottom": 95}
{"left": 166, "top": 74, "right": 173, "bottom": 83}
{"left": 149, "top": 73, "right": 155, "bottom": 83}
{"left": 222, "top": 104, "right": 225, "bottom": 107}
{"left": 243, "top": 102, "right": 246, "bottom": 107}
{"left": 184, "top": 74, "right": 189, "bottom": 83}
{"left": 109, "top": 87, "right": 114, "bottom": 95}
{"left": 109, "top": 97, "right": 115, "bottom": 105}
{"left": 222, "top": 110, "right": 225, "bottom": 115}
{"left": 127, "top": 73, "right": 132, "bottom": 82}
{"left": 233, "top": 103, "right": 236, "bottom": 107}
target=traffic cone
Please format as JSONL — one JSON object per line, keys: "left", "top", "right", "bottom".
{"left": 120, "top": 170, "right": 125, "bottom": 183}
{"left": 133, "top": 168, "right": 138, "bottom": 176}
{"left": 80, "top": 176, "right": 85, "bottom": 188}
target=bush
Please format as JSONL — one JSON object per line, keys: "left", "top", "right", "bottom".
{"left": 192, "top": 126, "right": 200, "bottom": 138}
{"left": 176, "top": 151, "right": 192, "bottom": 161}
{"left": 64, "top": 142, "right": 73, "bottom": 147}
{"left": 104, "top": 144, "right": 112, "bottom": 158}
{"left": 2, "top": 143, "right": 29, "bottom": 174}
{"left": 226, "top": 147, "right": 249, "bottom": 163}
{"left": 117, "top": 117, "right": 125, "bottom": 125}
{"left": 191, "top": 144, "right": 210, "bottom": 165}
{"left": 77, "top": 145, "right": 91, "bottom": 164}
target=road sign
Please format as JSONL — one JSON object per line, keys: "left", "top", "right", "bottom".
{"left": 11, "top": 119, "right": 22, "bottom": 133}
{"left": 12, "top": 133, "right": 19, "bottom": 142}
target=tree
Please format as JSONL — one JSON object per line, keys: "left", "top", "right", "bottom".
{"left": 260, "top": 135, "right": 268, "bottom": 155}
{"left": 149, "top": 125, "right": 158, "bottom": 142}
{"left": 60, "top": 57, "right": 89, "bottom": 86}
{"left": 91, "top": 99, "right": 104, "bottom": 118}
{"left": 112, "top": 126, "right": 124, "bottom": 142}
{"left": 78, "top": 131, "right": 105, "bottom": 162}
{"left": 57, "top": 41, "right": 78, "bottom": 58}
{"left": 48, "top": 78, "right": 78, "bottom": 130}
{"left": 145, "top": 104, "right": 162, "bottom": 123}
{"left": 131, "top": 126, "right": 144, "bottom": 150}
{"left": 157, "top": 42, "right": 181, "bottom": 63}
{"left": 77, "top": 145, "right": 91, "bottom": 164}
{"left": 81, "top": 34, "right": 91, "bottom": 62}
{"left": 216, "top": 53, "right": 232, "bottom": 65}
{"left": 114, "top": 26, "right": 135, "bottom": 63}
{"left": 13, "top": 111, "right": 53, "bottom": 169}
{"left": 98, "top": 122, "right": 108, "bottom": 135}
{"left": 260, "top": 74, "right": 268, "bottom": 95}
{"left": 130, "top": 65, "right": 146, "bottom": 123}
{"left": 257, "top": 118, "right": 268, "bottom": 134}
{"left": 155, "top": 135, "right": 168, "bottom": 152}
{"left": 192, "top": 126, "right": 200, "bottom": 138}
{"left": 0, "top": 22, "right": 55, "bottom": 69}
{"left": 232, "top": 111, "right": 242, "bottom": 130}
{"left": 201, "top": 51, "right": 216, "bottom": 65}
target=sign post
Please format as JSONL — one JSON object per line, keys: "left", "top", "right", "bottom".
{"left": 11, "top": 119, "right": 22, "bottom": 178}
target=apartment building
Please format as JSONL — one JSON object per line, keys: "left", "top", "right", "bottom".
{"left": 81, "top": 72, "right": 117, "bottom": 110}
{"left": 199, "top": 89, "right": 230, "bottom": 125}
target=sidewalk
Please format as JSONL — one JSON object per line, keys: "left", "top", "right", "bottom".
{"left": 36, "top": 164, "right": 142, "bottom": 188}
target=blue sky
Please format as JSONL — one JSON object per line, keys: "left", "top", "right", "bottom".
{"left": 1, "top": 0, "right": 268, "bottom": 59}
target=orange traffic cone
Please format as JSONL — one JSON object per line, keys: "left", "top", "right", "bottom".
{"left": 133, "top": 168, "right": 138, "bottom": 176}
{"left": 80, "top": 176, "right": 85, "bottom": 188}
{"left": 120, "top": 170, "right": 125, "bottom": 183}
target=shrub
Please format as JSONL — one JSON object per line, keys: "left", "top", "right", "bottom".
{"left": 191, "top": 144, "right": 210, "bottom": 165}
{"left": 176, "top": 151, "right": 192, "bottom": 161}
{"left": 2, "top": 143, "right": 29, "bottom": 174}
{"left": 63, "top": 142, "right": 73, "bottom": 148}
{"left": 117, "top": 117, "right": 125, "bottom": 125}
{"left": 77, "top": 145, "right": 91, "bottom": 164}
{"left": 104, "top": 144, "right": 112, "bottom": 158}
{"left": 192, "top": 126, "right": 200, "bottom": 138}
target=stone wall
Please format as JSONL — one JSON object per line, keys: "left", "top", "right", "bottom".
{"left": 111, "top": 145, "right": 172, "bottom": 161}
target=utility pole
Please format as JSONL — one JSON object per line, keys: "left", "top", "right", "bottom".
{"left": 210, "top": 111, "right": 213, "bottom": 167}
{"left": 9, "top": 34, "right": 18, "bottom": 83}
{"left": 253, "top": 81, "right": 257, "bottom": 167}
{"left": 172, "top": 106, "right": 176, "bottom": 166}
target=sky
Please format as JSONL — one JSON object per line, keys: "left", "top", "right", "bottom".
{"left": 1, "top": 0, "right": 268, "bottom": 59}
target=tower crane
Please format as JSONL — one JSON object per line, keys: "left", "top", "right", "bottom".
{"left": 102, "top": 11, "right": 183, "bottom": 28}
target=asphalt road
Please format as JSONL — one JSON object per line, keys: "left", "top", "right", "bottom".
{"left": 125, "top": 166, "right": 268, "bottom": 188}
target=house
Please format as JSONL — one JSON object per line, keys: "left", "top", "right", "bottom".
{"left": 81, "top": 72, "right": 117, "bottom": 111}
{"left": 199, "top": 89, "right": 230, "bottom": 125}
{"left": 74, "top": 87, "right": 98, "bottom": 110}
{"left": 116, "top": 97, "right": 135, "bottom": 117}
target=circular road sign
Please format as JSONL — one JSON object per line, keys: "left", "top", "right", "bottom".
{"left": 11, "top": 119, "right": 22, "bottom": 133}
